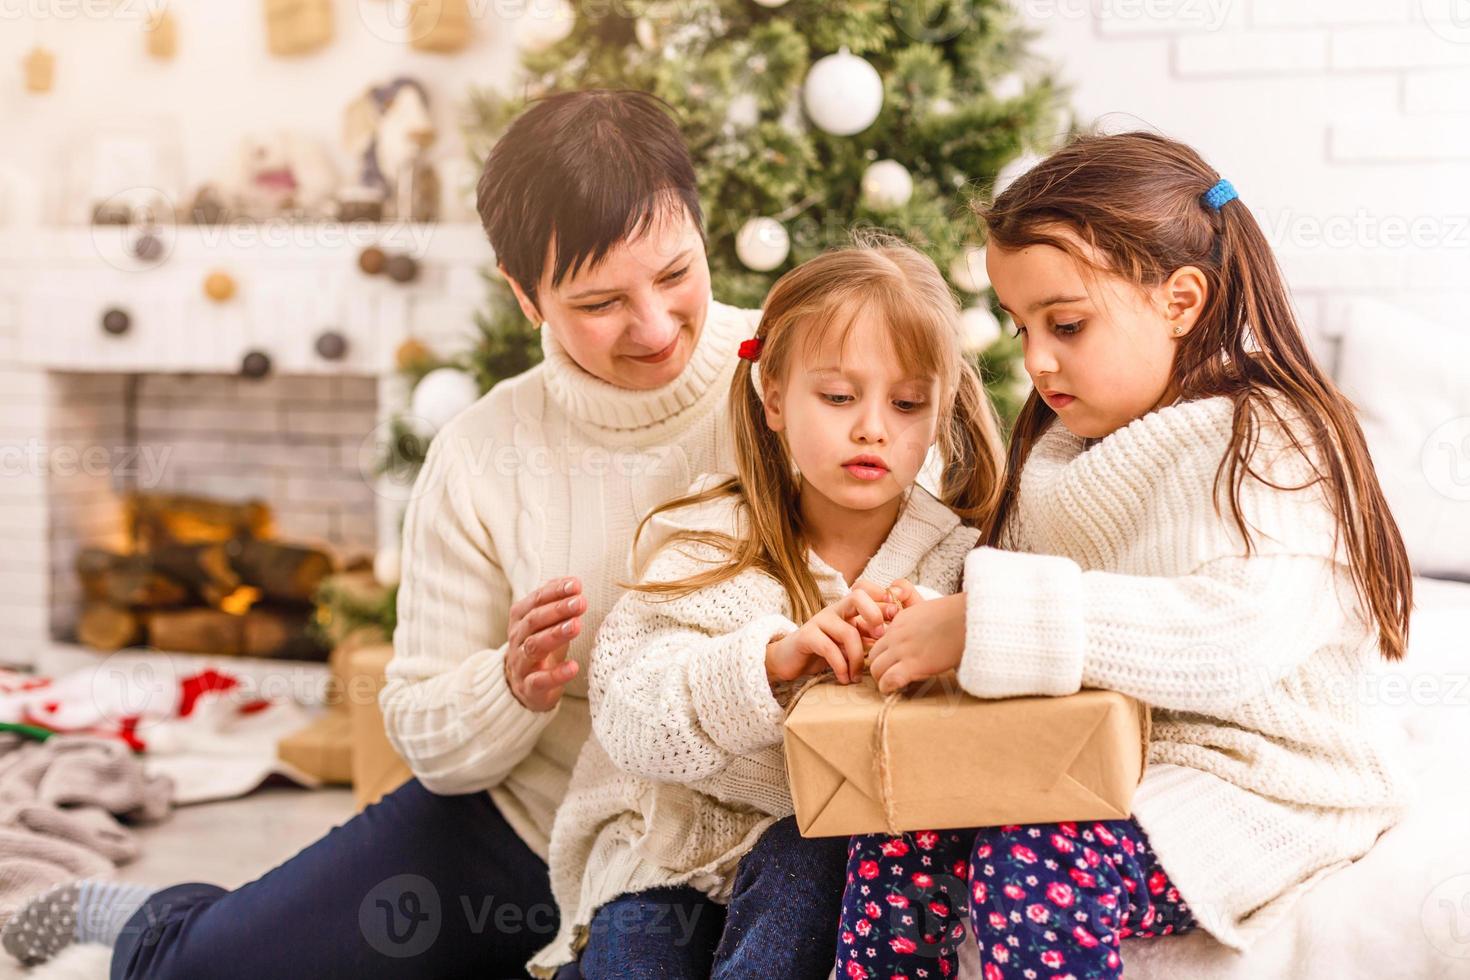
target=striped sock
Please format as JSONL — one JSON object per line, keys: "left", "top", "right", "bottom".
{"left": 1, "top": 878, "right": 155, "bottom": 965}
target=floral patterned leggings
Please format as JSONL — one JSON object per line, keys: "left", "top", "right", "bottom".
{"left": 837, "top": 818, "right": 1196, "bottom": 980}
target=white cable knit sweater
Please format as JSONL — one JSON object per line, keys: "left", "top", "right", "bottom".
{"left": 380, "top": 296, "right": 756, "bottom": 860}
{"left": 526, "top": 478, "right": 981, "bottom": 977}
{"left": 958, "top": 395, "right": 1413, "bottom": 951}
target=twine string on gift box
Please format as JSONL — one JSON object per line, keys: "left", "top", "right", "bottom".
{"left": 872, "top": 690, "right": 905, "bottom": 837}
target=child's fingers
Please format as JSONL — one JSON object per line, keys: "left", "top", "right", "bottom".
{"left": 818, "top": 614, "right": 865, "bottom": 683}
{"left": 849, "top": 579, "right": 894, "bottom": 611}
{"left": 876, "top": 663, "right": 910, "bottom": 695}
{"left": 887, "top": 578, "right": 925, "bottom": 609}
{"left": 847, "top": 590, "right": 887, "bottom": 635}
{"left": 864, "top": 634, "right": 884, "bottom": 668}
{"left": 810, "top": 632, "right": 851, "bottom": 685}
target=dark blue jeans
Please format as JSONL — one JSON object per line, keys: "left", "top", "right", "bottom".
{"left": 112, "top": 778, "right": 572, "bottom": 980}
{"left": 578, "top": 816, "right": 848, "bottom": 980}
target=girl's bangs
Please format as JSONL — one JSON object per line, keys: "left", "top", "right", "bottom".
{"left": 796, "top": 280, "right": 954, "bottom": 389}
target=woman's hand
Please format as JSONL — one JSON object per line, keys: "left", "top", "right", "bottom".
{"left": 505, "top": 577, "right": 585, "bottom": 712}
{"left": 765, "top": 579, "right": 898, "bottom": 685}
{"left": 868, "top": 590, "right": 967, "bottom": 695}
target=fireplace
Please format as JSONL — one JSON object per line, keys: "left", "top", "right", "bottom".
{"left": 45, "top": 370, "right": 385, "bottom": 659}
{"left": 1, "top": 221, "right": 493, "bottom": 671}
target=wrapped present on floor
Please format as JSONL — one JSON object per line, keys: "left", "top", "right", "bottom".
{"left": 346, "top": 643, "right": 413, "bottom": 810}
{"left": 277, "top": 709, "right": 353, "bottom": 784}
{"left": 783, "top": 672, "right": 1149, "bottom": 838}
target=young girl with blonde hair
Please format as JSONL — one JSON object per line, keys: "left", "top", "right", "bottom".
{"left": 525, "top": 233, "right": 1005, "bottom": 979}
{"left": 838, "top": 131, "right": 1414, "bottom": 980}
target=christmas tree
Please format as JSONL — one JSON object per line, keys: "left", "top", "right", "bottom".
{"left": 357, "top": 1, "right": 1070, "bottom": 640}
{"left": 388, "top": 0, "right": 1070, "bottom": 474}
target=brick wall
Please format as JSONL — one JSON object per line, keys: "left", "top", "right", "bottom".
{"left": 0, "top": 309, "right": 50, "bottom": 665}
{"left": 131, "top": 373, "right": 383, "bottom": 553}
{"left": 1022, "top": 0, "right": 1470, "bottom": 337}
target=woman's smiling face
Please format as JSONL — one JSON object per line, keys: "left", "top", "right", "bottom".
{"left": 986, "top": 227, "right": 1204, "bottom": 439}
{"left": 504, "top": 205, "right": 713, "bottom": 391}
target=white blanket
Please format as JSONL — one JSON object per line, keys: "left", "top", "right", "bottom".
{"left": 1127, "top": 576, "right": 1470, "bottom": 978}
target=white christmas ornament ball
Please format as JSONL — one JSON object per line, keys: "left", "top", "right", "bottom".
{"left": 634, "top": 17, "right": 658, "bottom": 51}
{"left": 518, "top": 0, "right": 576, "bottom": 52}
{"left": 861, "top": 160, "right": 914, "bottom": 211}
{"left": 959, "top": 305, "right": 1002, "bottom": 353}
{"left": 726, "top": 93, "right": 760, "bottom": 130}
{"left": 736, "top": 217, "right": 791, "bottom": 272}
{"left": 989, "top": 72, "right": 1026, "bottom": 102}
{"left": 950, "top": 246, "right": 990, "bottom": 294}
{"left": 803, "top": 48, "right": 884, "bottom": 136}
{"left": 752, "top": 0, "right": 791, "bottom": 6}
{"left": 410, "top": 367, "right": 480, "bottom": 435}
{"left": 373, "top": 547, "right": 401, "bottom": 588}
{"left": 994, "top": 152, "right": 1044, "bottom": 198}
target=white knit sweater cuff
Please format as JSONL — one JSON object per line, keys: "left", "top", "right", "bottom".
{"left": 685, "top": 613, "right": 795, "bottom": 758}
{"left": 958, "top": 547, "right": 1086, "bottom": 698}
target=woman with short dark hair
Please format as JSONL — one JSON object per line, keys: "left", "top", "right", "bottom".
{"left": 3, "top": 90, "right": 849, "bottom": 980}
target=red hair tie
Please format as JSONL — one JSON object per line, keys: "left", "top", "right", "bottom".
{"left": 738, "top": 338, "right": 763, "bottom": 362}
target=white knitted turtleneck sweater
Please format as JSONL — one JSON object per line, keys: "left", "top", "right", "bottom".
{"left": 958, "top": 395, "right": 1413, "bottom": 951}
{"left": 525, "top": 478, "right": 981, "bottom": 977}
{"left": 379, "top": 296, "right": 758, "bottom": 860}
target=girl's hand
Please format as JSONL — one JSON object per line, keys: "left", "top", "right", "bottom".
{"left": 883, "top": 578, "right": 926, "bottom": 612}
{"left": 868, "top": 591, "right": 967, "bottom": 695}
{"left": 505, "top": 576, "right": 585, "bottom": 712}
{"left": 766, "top": 580, "right": 898, "bottom": 685}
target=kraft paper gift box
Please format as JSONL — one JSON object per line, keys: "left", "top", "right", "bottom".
{"left": 783, "top": 673, "right": 1149, "bottom": 837}
{"left": 277, "top": 709, "right": 354, "bottom": 784}
{"left": 275, "top": 628, "right": 383, "bottom": 785}
{"left": 347, "top": 643, "right": 413, "bottom": 810}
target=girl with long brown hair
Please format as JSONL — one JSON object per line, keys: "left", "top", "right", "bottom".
{"left": 840, "top": 132, "right": 1415, "bottom": 979}
{"left": 525, "top": 234, "right": 1005, "bottom": 979}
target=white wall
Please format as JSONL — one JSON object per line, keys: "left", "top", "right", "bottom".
{"left": 0, "top": 0, "right": 525, "bottom": 225}
{"left": 1022, "top": 0, "right": 1470, "bottom": 336}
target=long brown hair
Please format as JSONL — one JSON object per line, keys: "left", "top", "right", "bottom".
{"left": 626, "top": 232, "right": 1005, "bottom": 622}
{"left": 978, "top": 131, "right": 1411, "bottom": 661}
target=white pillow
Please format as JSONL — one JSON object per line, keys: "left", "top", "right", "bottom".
{"left": 1329, "top": 298, "right": 1470, "bottom": 580}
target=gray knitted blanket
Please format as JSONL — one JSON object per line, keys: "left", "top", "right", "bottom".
{"left": 0, "top": 735, "right": 173, "bottom": 926}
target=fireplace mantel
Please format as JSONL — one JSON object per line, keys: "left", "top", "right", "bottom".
{"left": 7, "top": 222, "right": 492, "bottom": 376}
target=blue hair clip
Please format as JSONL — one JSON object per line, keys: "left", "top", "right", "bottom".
{"left": 1202, "top": 178, "right": 1238, "bottom": 212}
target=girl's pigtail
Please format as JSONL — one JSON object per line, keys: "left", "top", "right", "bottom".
{"left": 1210, "top": 197, "right": 1413, "bottom": 661}
{"left": 942, "top": 358, "right": 1005, "bottom": 530}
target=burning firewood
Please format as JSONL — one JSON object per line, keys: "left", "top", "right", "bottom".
{"left": 145, "top": 604, "right": 323, "bottom": 659}
{"left": 75, "top": 549, "right": 189, "bottom": 608}
{"left": 124, "top": 492, "right": 274, "bottom": 550}
{"left": 227, "top": 539, "right": 333, "bottom": 604}
{"left": 75, "top": 543, "right": 247, "bottom": 609}
{"left": 73, "top": 493, "right": 336, "bottom": 659}
{"left": 77, "top": 603, "right": 144, "bottom": 652}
